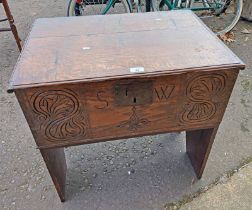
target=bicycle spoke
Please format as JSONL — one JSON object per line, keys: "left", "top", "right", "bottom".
{"left": 68, "top": 0, "right": 241, "bottom": 35}
{"left": 190, "top": 0, "right": 242, "bottom": 34}
{"left": 68, "top": 0, "right": 130, "bottom": 16}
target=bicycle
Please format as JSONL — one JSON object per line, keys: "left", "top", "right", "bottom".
{"left": 67, "top": 0, "right": 243, "bottom": 35}
{"left": 67, "top": 0, "right": 131, "bottom": 16}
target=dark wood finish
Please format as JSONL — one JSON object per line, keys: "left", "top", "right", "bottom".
{"left": 114, "top": 80, "right": 153, "bottom": 106}
{"left": 186, "top": 126, "right": 218, "bottom": 178}
{"left": 8, "top": 11, "right": 244, "bottom": 91}
{"left": 0, "top": 0, "right": 22, "bottom": 52}
{"left": 14, "top": 69, "right": 239, "bottom": 149}
{"left": 8, "top": 11, "right": 245, "bottom": 201}
{"left": 40, "top": 148, "right": 67, "bottom": 202}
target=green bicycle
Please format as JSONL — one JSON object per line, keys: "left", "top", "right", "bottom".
{"left": 67, "top": 0, "right": 243, "bottom": 35}
{"left": 67, "top": 0, "right": 131, "bottom": 16}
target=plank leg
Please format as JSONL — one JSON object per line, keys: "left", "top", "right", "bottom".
{"left": 186, "top": 126, "right": 219, "bottom": 179}
{"left": 40, "top": 147, "right": 67, "bottom": 202}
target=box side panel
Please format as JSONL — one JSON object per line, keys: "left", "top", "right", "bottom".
{"left": 15, "top": 69, "right": 239, "bottom": 148}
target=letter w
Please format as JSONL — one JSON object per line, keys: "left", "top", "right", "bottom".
{"left": 155, "top": 85, "right": 175, "bottom": 100}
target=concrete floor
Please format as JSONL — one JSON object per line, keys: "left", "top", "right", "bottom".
{"left": 0, "top": 1, "right": 252, "bottom": 210}
{"left": 180, "top": 162, "right": 252, "bottom": 210}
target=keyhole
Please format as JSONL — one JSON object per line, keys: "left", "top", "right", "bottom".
{"left": 133, "top": 97, "right": 137, "bottom": 103}
{"left": 126, "top": 89, "right": 128, "bottom": 96}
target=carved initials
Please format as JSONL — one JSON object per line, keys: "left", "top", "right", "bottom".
{"left": 95, "top": 91, "right": 109, "bottom": 109}
{"left": 155, "top": 85, "right": 175, "bottom": 101}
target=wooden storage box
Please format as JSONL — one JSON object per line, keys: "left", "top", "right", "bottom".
{"left": 8, "top": 11, "right": 245, "bottom": 201}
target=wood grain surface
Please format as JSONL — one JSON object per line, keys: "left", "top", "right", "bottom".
{"left": 9, "top": 11, "right": 245, "bottom": 200}
{"left": 40, "top": 148, "right": 66, "bottom": 201}
{"left": 8, "top": 11, "right": 244, "bottom": 91}
{"left": 15, "top": 69, "right": 239, "bottom": 149}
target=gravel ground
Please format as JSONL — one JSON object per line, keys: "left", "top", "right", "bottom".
{"left": 0, "top": 1, "right": 252, "bottom": 210}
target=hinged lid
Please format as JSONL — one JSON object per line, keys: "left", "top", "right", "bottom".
{"left": 8, "top": 10, "right": 245, "bottom": 92}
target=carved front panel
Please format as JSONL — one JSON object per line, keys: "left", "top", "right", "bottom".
{"left": 17, "top": 69, "right": 239, "bottom": 148}
{"left": 180, "top": 73, "right": 227, "bottom": 124}
{"left": 30, "top": 89, "right": 89, "bottom": 142}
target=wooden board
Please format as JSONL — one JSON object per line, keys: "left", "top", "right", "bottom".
{"left": 9, "top": 11, "right": 246, "bottom": 200}
{"left": 15, "top": 69, "right": 239, "bottom": 149}
{"left": 9, "top": 11, "right": 244, "bottom": 91}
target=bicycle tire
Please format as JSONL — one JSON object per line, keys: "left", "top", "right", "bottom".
{"left": 216, "top": 0, "right": 243, "bottom": 35}
{"left": 156, "top": 0, "right": 243, "bottom": 35}
{"left": 67, "top": 0, "right": 131, "bottom": 16}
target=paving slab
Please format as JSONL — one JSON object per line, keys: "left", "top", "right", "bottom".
{"left": 179, "top": 162, "right": 252, "bottom": 210}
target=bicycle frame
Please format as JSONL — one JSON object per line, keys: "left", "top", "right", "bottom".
{"left": 102, "top": 0, "right": 131, "bottom": 14}
{"left": 70, "top": 0, "right": 241, "bottom": 35}
{"left": 81, "top": 0, "right": 225, "bottom": 15}
{"left": 102, "top": 0, "right": 114, "bottom": 14}
{"left": 75, "top": 0, "right": 128, "bottom": 15}
{"left": 163, "top": 0, "right": 225, "bottom": 11}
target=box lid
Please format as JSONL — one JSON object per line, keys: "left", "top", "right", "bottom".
{"left": 8, "top": 10, "right": 245, "bottom": 92}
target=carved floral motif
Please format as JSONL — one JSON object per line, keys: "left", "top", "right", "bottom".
{"left": 117, "top": 106, "right": 149, "bottom": 131}
{"left": 31, "top": 89, "right": 88, "bottom": 142}
{"left": 181, "top": 73, "right": 227, "bottom": 123}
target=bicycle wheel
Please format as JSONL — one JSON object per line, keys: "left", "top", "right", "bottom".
{"left": 67, "top": 0, "right": 131, "bottom": 16}
{"left": 156, "top": 0, "right": 243, "bottom": 35}
{"left": 194, "top": 0, "right": 243, "bottom": 35}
